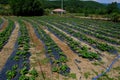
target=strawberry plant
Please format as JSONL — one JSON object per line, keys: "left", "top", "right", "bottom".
{"left": 6, "top": 70, "right": 17, "bottom": 80}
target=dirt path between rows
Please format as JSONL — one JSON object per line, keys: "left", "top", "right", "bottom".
{"left": 44, "top": 29, "right": 106, "bottom": 80}
{"left": 0, "top": 18, "right": 8, "bottom": 32}
{"left": 24, "top": 21, "right": 52, "bottom": 80}
{"left": 0, "top": 21, "right": 19, "bottom": 71}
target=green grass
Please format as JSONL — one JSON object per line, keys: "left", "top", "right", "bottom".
{"left": 113, "top": 66, "right": 120, "bottom": 70}
{"left": 84, "top": 72, "right": 91, "bottom": 79}
{"left": 69, "top": 73, "right": 76, "bottom": 79}
{"left": 40, "top": 58, "right": 50, "bottom": 65}
{"left": 92, "top": 70, "right": 99, "bottom": 76}
{"left": 92, "top": 61, "right": 105, "bottom": 66}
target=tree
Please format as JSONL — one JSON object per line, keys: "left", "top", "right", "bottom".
{"left": 9, "top": 0, "right": 44, "bottom": 16}
{"left": 107, "top": 2, "right": 119, "bottom": 14}
{"left": 110, "top": 12, "right": 120, "bottom": 22}
{"left": 0, "top": 0, "right": 8, "bottom": 4}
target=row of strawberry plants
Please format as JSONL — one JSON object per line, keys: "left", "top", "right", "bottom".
{"left": 54, "top": 17, "right": 120, "bottom": 36}
{"left": 71, "top": 17, "right": 120, "bottom": 31}
{"left": 39, "top": 16, "right": 120, "bottom": 34}
{"left": 29, "top": 21, "right": 70, "bottom": 76}
{"left": 74, "top": 19, "right": 120, "bottom": 35}
{"left": 58, "top": 22, "right": 120, "bottom": 45}
{"left": 0, "top": 20, "right": 37, "bottom": 80}
{"left": 38, "top": 17, "right": 120, "bottom": 40}
{"left": 89, "top": 19, "right": 120, "bottom": 30}
{"left": 41, "top": 20, "right": 117, "bottom": 54}
{"left": 17, "top": 20, "right": 38, "bottom": 80}
{"left": 0, "top": 20, "right": 15, "bottom": 50}
{"left": 44, "top": 17, "right": 120, "bottom": 44}
{"left": 70, "top": 22, "right": 120, "bottom": 40}
{"left": 36, "top": 20, "right": 100, "bottom": 60}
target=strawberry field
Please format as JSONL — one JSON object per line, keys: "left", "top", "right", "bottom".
{"left": 0, "top": 16, "right": 120, "bottom": 80}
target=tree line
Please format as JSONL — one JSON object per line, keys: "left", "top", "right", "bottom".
{"left": 0, "top": 0, "right": 120, "bottom": 18}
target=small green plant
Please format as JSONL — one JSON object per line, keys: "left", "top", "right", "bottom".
{"left": 52, "top": 67, "right": 59, "bottom": 72}
{"left": 19, "top": 75, "right": 29, "bottom": 80}
{"left": 12, "top": 64, "right": 18, "bottom": 70}
{"left": 60, "top": 64, "right": 69, "bottom": 75}
{"left": 6, "top": 70, "right": 16, "bottom": 80}
{"left": 41, "top": 58, "right": 49, "bottom": 65}
{"left": 29, "top": 76, "right": 35, "bottom": 80}
{"left": 13, "top": 56, "right": 20, "bottom": 61}
{"left": 23, "top": 43, "right": 29, "bottom": 51}
{"left": 69, "top": 73, "right": 76, "bottom": 79}
{"left": 92, "top": 61, "right": 104, "bottom": 66}
{"left": 23, "top": 61, "right": 29, "bottom": 66}
{"left": 59, "top": 56, "right": 67, "bottom": 62}
{"left": 84, "top": 72, "right": 91, "bottom": 79}
{"left": 20, "top": 67, "right": 28, "bottom": 75}
{"left": 29, "top": 68, "right": 38, "bottom": 77}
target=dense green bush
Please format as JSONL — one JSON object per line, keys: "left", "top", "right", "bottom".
{"left": 9, "top": 0, "right": 44, "bottom": 16}
{"left": 110, "top": 13, "right": 120, "bottom": 22}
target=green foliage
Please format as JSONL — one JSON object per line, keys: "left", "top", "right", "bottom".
{"left": 110, "top": 12, "right": 120, "bottom": 22}
{"left": 13, "top": 56, "right": 20, "bottom": 61}
{"left": 60, "top": 64, "right": 68, "bottom": 72}
{"left": 20, "top": 67, "right": 28, "bottom": 75}
{"left": 19, "top": 75, "right": 29, "bottom": 80}
{"left": 107, "top": 2, "right": 119, "bottom": 14}
{"left": 82, "top": 52, "right": 99, "bottom": 59}
{"left": 84, "top": 72, "right": 91, "bottom": 79}
{"left": 43, "top": 0, "right": 106, "bottom": 14}
{"left": 59, "top": 56, "right": 67, "bottom": 62}
{"left": 52, "top": 66, "right": 59, "bottom": 72}
{"left": 0, "top": 0, "right": 8, "bottom": 4}
{"left": 29, "top": 76, "right": 35, "bottom": 80}
{"left": 29, "top": 68, "right": 38, "bottom": 77}
{"left": 9, "top": 0, "right": 44, "bottom": 16}
{"left": 0, "top": 4, "right": 12, "bottom": 15}
{"left": 96, "top": 43, "right": 115, "bottom": 51}
{"left": 0, "top": 20, "right": 14, "bottom": 50}
{"left": 69, "top": 73, "right": 76, "bottom": 79}
{"left": 12, "top": 64, "right": 18, "bottom": 70}
{"left": 6, "top": 70, "right": 16, "bottom": 80}
{"left": 113, "top": 66, "right": 120, "bottom": 70}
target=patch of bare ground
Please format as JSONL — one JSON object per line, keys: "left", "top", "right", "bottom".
{"left": 24, "top": 21, "right": 52, "bottom": 80}
{"left": 0, "top": 22, "right": 19, "bottom": 70}
{"left": 44, "top": 29, "right": 107, "bottom": 80}
{"left": 0, "top": 18, "right": 8, "bottom": 32}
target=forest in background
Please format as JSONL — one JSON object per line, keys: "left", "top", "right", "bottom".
{"left": 0, "top": 0, "right": 120, "bottom": 21}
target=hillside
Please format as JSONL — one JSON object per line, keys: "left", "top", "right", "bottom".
{"left": 0, "top": 0, "right": 8, "bottom": 4}
{"left": 103, "top": 3, "right": 120, "bottom": 8}
{"left": 44, "top": 0, "right": 106, "bottom": 13}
